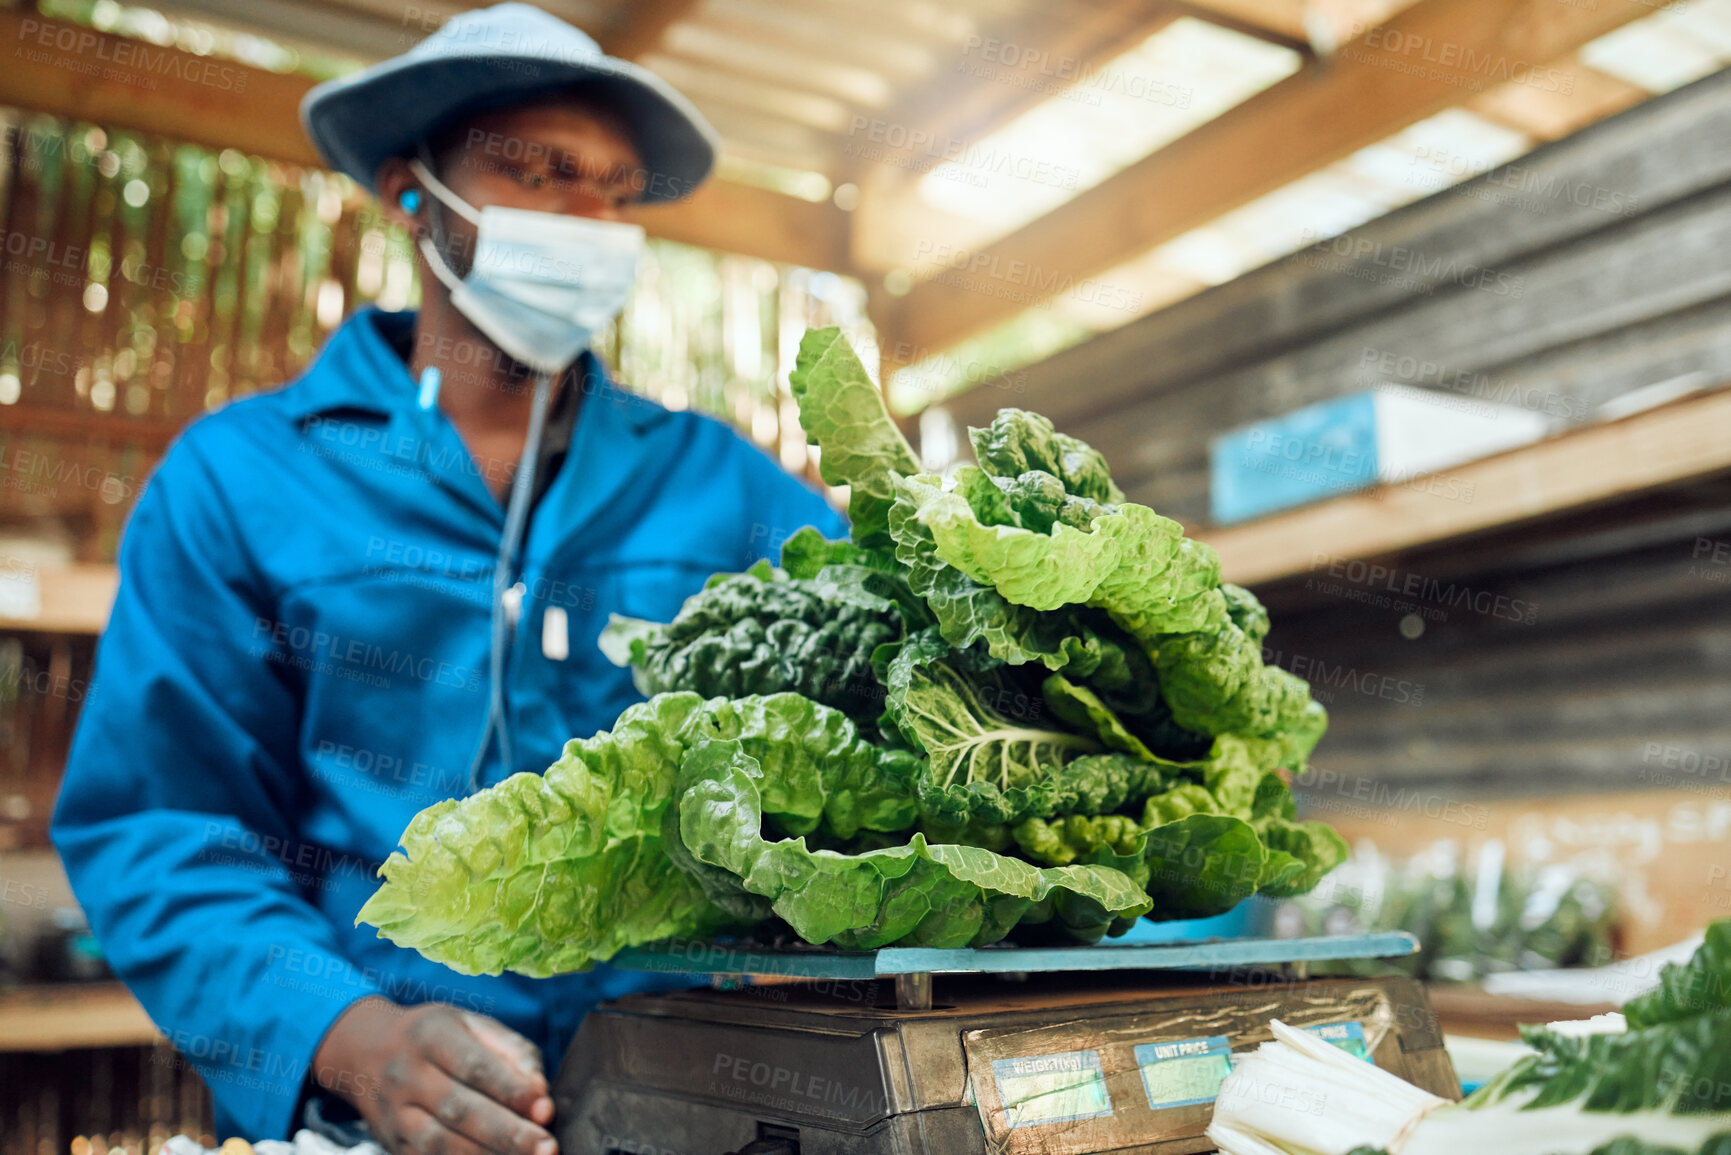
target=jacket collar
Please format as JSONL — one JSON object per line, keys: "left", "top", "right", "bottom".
{"left": 280, "top": 306, "right": 669, "bottom": 436}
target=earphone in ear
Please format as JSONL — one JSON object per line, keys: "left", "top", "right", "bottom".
{"left": 399, "top": 189, "right": 423, "bottom": 214}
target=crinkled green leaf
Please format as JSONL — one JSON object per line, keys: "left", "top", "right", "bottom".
{"left": 676, "top": 738, "right": 1151, "bottom": 948}
{"left": 898, "top": 468, "right": 1122, "bottom": 611}
{"left": 680, "top": 693, "right": 920, "bottom": 840}
{"left": 788, "top": 327, "right": 920, "bottom": 548}
{"left": 885, "top": 432, "right": 1321, "bottom": 770}
{"left": 917, "top": 751, "right": 1179, "bottom": 830}
{"left": 1088, "top": 510, "right": 1227, "bottom": 639}
{"left": 1077, "top": 812, "right": 1265, "bottom": 921}
{"left": 1011, "top": 813, "right": 1150, "bottom": 867}
{"left": 1253, "top": 817, "right": 1349, "bottom": 897}
{"left": 598, "top": 567, "right": 902, "bottom": 730}
{"left": 970, "top": 408, "right": 1125, "bottom": 504}
{"left": 779, "top": 525, "right": 899, "bottom": 579}
{"left": 357, "top": 692, "right": 733, "bottom": 977}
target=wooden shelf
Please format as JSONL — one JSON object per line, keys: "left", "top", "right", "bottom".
{"left": 1427, "top": 982, "right": 1617, "bottom": 1042}
{"left": 12, "top": 395, "right": 1731, "bottom": 633}
{"left": 0, "top": 565, "right": 118, "bottom": 635}
{"left": 1198, "top": 389, "right": 1731, "bottom": 586}
{"left": 0, "top": 982, "right": 160, "bottom": 1051}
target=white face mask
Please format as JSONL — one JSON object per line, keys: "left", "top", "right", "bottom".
{"left": 408, "top": 156, "right": 644, "bottom": 375}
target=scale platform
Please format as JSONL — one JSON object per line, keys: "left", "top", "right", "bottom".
{"left": 554, "top": 934, "right": 1457, "bottom": 1155}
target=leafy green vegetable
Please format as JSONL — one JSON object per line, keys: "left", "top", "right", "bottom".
{"left": 778, "top": 525, "right": 898, "bottom": 579}
{"left": 356, "top": 693, "right": 733, "bottom": 977}
{"left": 788, "top": 327, "right": 921, "bottom": 548}
{"left": 599, "top": 566, "right": 903, "bottom": 729}
{"left": 674, "top": 737, "right": 1152, "bottom": 949}
{"left": 970, "top": 408, "right": 1124, "bottom": 505}
{"left": 896, "top": 468, "right": 1122, "bottom": 612}
{"left": 880, "top": 627, "right": 1099, "bottom": 793}
{"left": 366, "top": 325, "right": 1349, "bottom": 977}
{"left": 1624, "top": 921, "right": 1731, "bottom": 1028}
{"left": 1041, "top": 673, "right": 1156, "bottom": 759}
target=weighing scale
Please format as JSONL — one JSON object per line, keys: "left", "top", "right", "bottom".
{"left": 551, "top": 933, "right": 1458, "bottom": 1155}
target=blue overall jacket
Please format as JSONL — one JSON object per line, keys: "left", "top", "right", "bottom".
{"left": 51, "top": 306, "right": 846, "bottom": 1140}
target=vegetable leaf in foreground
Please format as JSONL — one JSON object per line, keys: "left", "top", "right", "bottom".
{"left": 1210, "top": 920, "right": 1731, "bottom": 1155}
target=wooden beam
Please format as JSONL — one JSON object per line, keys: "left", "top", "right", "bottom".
{"left": 0, "top": 406, "right": 186, "bottom": 452}
{"left": 599, "top": 0, "right": 702, "bottom": 59}
{"left": 845, "top": 0, "right": 1179, "bottom": 192}
{"left": 0, "top": 10, "right": 855, "bottom": 270}
{"left": 0, "top": 7, "right": 325, "bottom": 165}
{"left": 641, "top": 53, "right": 856, "bottom": 132}
{"left": 1176, "top": 0, "right": 1308, "bottom": 41}
{"left": 660, "top": 22, "right": 896, "bottom": 106}
{"left": 688, "top": 103, "right": 843, "bottom": 171}
{"left": 634, "top": 178, "right": 853, "bottom": 270}
{"left": 1196, "top": 388, "right": 1731, "bottom": 586}
{"left": 874, "top": 0, "right": 1665, "bottom": 353}
{"left": 1468, "top": 54, "right": 1649, "bottom": 140}
{"left": 693, "top": 0, "right": 939, "bottom": 81}
{"left": 1167, "top": 0, "right": 1312, "bottom": 50}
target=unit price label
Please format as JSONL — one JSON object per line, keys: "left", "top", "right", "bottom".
{"left": 1303, "top": 1020, "right": 1370, "bottom": 1060}
{"left": 1134, "top": 1035, "right": 1233, "bottom": 1110}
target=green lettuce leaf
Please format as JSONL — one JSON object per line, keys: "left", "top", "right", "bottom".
{"left": 880, "top": 627, "right": 1100, "bottom": 793}
{"left": 779, "top": 525, "right": 898, "bottom": 579}
{"left": 1254, "top": 816, "right": 1350, "bottom": 897}
{"left": 1042, "top": 673, "right": 1155, "bottom": 759}
{"left": 969, "top": 408, "right": 1125, "bottom": 504}
{"left": 681, "top": 693, "right": 920, "bottom": 840}
{"left": 675, "top": 737, "right": 1152, "bottom": 948}
{"left": 919, "top": 751, "right": 1180, "bottom": 830}
{"left": 788, "top": 327, "right": 921, "bottom": 548}
{"left": 897, "top": 468, "right": 1121, "bottom": 612}
{"left": 356, "top": 693, "right": 734, "bottom": 977}
{"left": 359, "top": 692, "right": 930, "bottom": 975}
{"left": 1092, "top": 813, "right": 1266, "bottom": 922}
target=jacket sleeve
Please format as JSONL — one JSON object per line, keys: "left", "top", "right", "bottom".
{"left": 51, "top": 428, "right": 381, "bottom": 1141}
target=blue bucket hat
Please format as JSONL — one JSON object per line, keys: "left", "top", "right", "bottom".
{"left": 301, "top": 2, "right": 718, "bottom": 204}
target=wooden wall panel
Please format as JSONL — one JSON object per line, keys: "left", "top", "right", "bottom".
{"left": 945, "top": 67, "right": 1731, "bottom": 528}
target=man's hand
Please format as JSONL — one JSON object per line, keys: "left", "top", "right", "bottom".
{"left": 314, "top": 996, "right": 558, "bottom": 1155}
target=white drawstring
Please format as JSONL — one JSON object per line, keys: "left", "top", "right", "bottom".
{"left": 465, "top": 368, "right": 554, "bottom": 793}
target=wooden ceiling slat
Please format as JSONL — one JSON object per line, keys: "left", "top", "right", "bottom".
{"left": 641, "top": 53, "right": 856, "bottom": 132}
{"left": 1174, "top": 0, "right": 1307, "bottom": 41}
{"left": 660, "top": 23, "right": 897, "bottom": 106}
{"left": 599, "top": 0, "right": 704, "bottom": 58}
{"left": 696, "top": 104, "right": 843, "bottom": 169}
{"left": 1469, "top": 56, "right": 1650, "bottom": 141}
{"left": 872, "top": 0, "right": 1669, "bottom": 355}
{"left": 691, "top": 0, "right": 940, "bottom": 80}
{"left": 844, "top": 0, "right": 1180, "bottom": 195}
{"left": 138, "top": 0, "right": 434, "bottom": 64}
{"left": 1166, "top": 0, "right": 1313, "bottom": 50}
{"left": 0, "top": 9, "right": 855, "bottom": 272}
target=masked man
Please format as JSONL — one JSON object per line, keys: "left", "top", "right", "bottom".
{"left": 52, "top": 5, "right": 846, "bottom": 1152}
